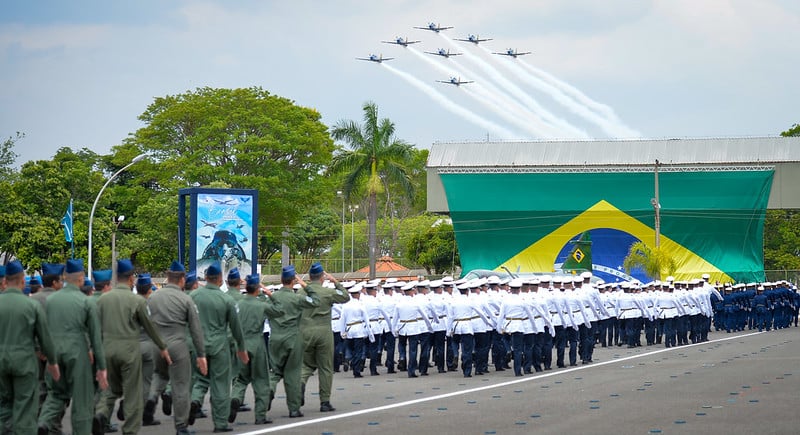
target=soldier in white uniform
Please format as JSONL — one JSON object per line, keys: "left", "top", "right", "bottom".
{"left": 446, "top": 283, "right": 492, "bottom": 378}
{"left": 391, "top": 285, "right": 433, "bottom": 378}
{"left": 338, "top": 285, "right": 374, "bottom": 378}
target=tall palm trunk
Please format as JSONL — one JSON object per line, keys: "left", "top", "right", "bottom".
{"left": 368, "top": 191, "right": 378, "bottom": 279}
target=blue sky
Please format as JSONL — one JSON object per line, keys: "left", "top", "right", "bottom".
{"left": 2, "top": 0, "right": 799, "bottom": 164}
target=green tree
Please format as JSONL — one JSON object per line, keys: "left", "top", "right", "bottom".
{"left": 112, "top": 86, "right": 336, "bottom": 270}
{"left": 781, "top": 124, "right": 800, "bottom": 137}
{"left": 0, "top": 132, "right": 22, "bottom": 181}
{"left": 406, "top": 221, "right": 460, "bottom": 275}
{"left": 329, "top": 101, "right": 415, "bottom": 279}
{"left": 622, "top": 241, "right": 677, "bottom": 281}
{"left": 763, "top": 210, "right": 800, "bottom": 270}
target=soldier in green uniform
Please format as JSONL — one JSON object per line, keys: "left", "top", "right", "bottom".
{"left": 30, "top": 263, "right": 65, "bottom": 417}
{"left": 134, "top": 273, "right": 162, "bottom": 427}
{"left": 93, "top": 259, "right": 172, "bottom": 435}
{"left": 38, "top": 259, "right": 108, "bottom": 435}
{"left": 230, "top": 274, "right": 284, "bottom": 424}
{"left": 147, "top": 262, "right": 208, "bottom": 435}
{"left": 300, "top": 263, "right": 349, "bottom": 413}
{"left": 267, "top": 265, "right": 320, "bottom": 418}
{"left": 189, "top": 261, "right": 249, "bottom": 433}
{"left": 0, "top": 261, "right": 61, "bottom": 435}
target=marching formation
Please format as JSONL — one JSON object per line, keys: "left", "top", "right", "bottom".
{"left": 2, "top": 258, "right": 799, "bottom": 435}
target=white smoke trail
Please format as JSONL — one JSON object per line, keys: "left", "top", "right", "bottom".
{"left": 517, "top": 58, "right": 641, "bottom": 138}
{"left": 487, "top": 48, "right": 640, "bottom": 138}
{"left": 407, "top": 47, "right": 556, "bottom": 137}
{"left": 381, "top": 63, "right": 519, "bottom": 139}
{"left": 441, "top": 34, "right": 589, "bottom": 139}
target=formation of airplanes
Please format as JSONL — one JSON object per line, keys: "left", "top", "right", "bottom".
{"left": 359, "top": 22, "right": 533, "bottom": 87}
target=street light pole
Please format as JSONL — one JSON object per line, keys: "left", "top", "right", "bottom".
{"left": 350, "top": 204, "right": 358, "bottom": 272}
{"left": 337, "top": 191, "right": 344, "bottom": 274}
{"left": 651, "top": 159, "right": 661, "bottom": 248}
{"left": 88, "top": 153, "right": 146, "bottom": 277}
{"left": 111, "top": 215, "right": 125, "bottom": 282}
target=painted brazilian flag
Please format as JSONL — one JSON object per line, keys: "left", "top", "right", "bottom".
{"left": 440, "top": 170, "right": 773, "bottom": 284}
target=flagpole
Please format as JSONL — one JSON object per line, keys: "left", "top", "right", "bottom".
{"left": 70, "top": 199, "right": 75, "bottom": 259}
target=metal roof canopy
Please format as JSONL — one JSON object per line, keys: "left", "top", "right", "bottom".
{"left": 426, "top": 137, "right": 800, "bottom": 212}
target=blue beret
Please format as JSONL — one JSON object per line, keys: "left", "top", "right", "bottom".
{"left": 42, "top": 263, "right": 65, "bottom": 276}
{"left": 186, "top": 271, "right": 198, "bottom": 286}
{"left": 169, "top": 260, "right": 185, "bottom": 273}
{"left": 206, "top": 261, "right": 222, "bottom": 277}
{"left": 0, "top": 265, "right": 5, "bottom": 278}
{"left": 309, "top": 262, "right": 324, "bottom": 275}
{"left": 246, "top": 274, "right": 260, "bottom": 286}
{"left": 281, "top": 265, "right": 296, "bottom": 280}
{"left": 137, "top": 273, "right": 152, "bottom": 287}
{"left": 92, "top": 269, "right": 112, "bottom": 283}
{"left": 117, "top": 259, "right": 134, "bottom": 275}
{"left": 6, "top": 260, "right": 24, "bottom": 276}
{"left": 66, "top": 259, "right": 84, "bottom": 274}
{"left": 227, "top": 267, "right": 240, "bottom": 281}
{"left": 29, "top": 276, "right": 41, "bottom": 285}
{"left": 84, "top": 278, "right": 94, "bottom": 287}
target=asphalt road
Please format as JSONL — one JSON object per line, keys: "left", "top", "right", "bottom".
{"left": 63, "top": 328, "right": 800, "bottom": 435}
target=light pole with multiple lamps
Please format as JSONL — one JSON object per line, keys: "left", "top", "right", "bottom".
{"left": 88, "top": 153, "right": 147, "bottom": 277}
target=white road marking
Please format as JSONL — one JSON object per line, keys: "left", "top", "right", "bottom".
{"left": 237, "top": 331, "right": 762, "bottom": 434}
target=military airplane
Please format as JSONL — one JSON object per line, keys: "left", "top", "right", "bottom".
{"left": 213, "top": 198, "right": 235, "bottom": 205}
{"left": 455, "top": 34, "right": 492, "bottom": 44}
{"left": 426, "top": 48, "right": 462, "bottom": 58}
{"left": 382, "top": 36, "right": 421, "bottom": 47}
{"left": 200, "top": 219, "right": 218, "bottom": 228}
{"left": 414, "top": 22, "right": 453, "bottom": 32}
{"left": 356, "top": 54, "right": 394, "bottom": 63}
{"left": 437, "top": 77, "right": 473, "bottom": 86}
{"left": 493, "top": 48, "right": 532, "bottom": 58}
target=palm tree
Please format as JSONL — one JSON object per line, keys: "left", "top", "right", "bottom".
{"left": 329, "top": 102, "right": 414, "bottom": 279}
{"left": 623, "top": 241, "right": 677, "bottom": 281}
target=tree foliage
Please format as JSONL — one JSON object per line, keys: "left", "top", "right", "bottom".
{"left": 763, "top": 210, "right": 800, "bottom": 270}
{"left": 781, "top": 123, "right": 800, "bottom": 137}
{"left": 328, "top": 101, "right": 415, "bottom": 278}
{"left": 406, "top": 220, "right": 460, "bottom": 275}
{"left": 622, "top": 241, "right": 677, "bottom": 281}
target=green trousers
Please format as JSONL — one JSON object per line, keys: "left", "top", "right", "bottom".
{"left": 301, "top": 326, "right": 336, "bottom": 403}
{"left": 268, "top": 333, "right": 304, "bottom": 413}
{"left": 96, "top": 340, "right": 143, "bottom": 435}
{"left": 191, "top": 348, "right": 231, "bottom": 429}
{"left": 0, "top": 352, "right": 39, "bottom": 435}
{"left": 39, "top": 338, "right": 94, "bottom": 435}
{"left": 232, "top": 338, "right": 271, "bottom": 420}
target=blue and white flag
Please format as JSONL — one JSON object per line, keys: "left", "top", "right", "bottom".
{"left": 61, "top": 199, "right": 73, "bottom": 243}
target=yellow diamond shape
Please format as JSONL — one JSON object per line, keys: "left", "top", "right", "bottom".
{"left": 572, "top": 248, "right": 584, "bottom": 262}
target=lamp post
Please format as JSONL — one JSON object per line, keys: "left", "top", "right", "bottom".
{"left": 350, "top": 204, "right": 358, "bottom": 272}
{"left": 337, "top": 191, "right": 344, "bottom": 274}
{"left": 651, "top": 159, "right": 661, "bottom": 248}
{"left": 88, "top": 153, "right": 146, "bottom": 277}
{"left": 111, "top": 215, "right": 125, "bottom": 282}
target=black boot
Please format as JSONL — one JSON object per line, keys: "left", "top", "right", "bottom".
{"left": 143, "top": 399, "right": 160, "bottom": 426}
{"left": 300, "top": 383, "right": 305, "bottom": 407}
{"left": 228, "top": 398, "right": 240, "bottom": 424}
{"left": 161, "top": 392, "right": 172, "bottom": 416}
{"left": 116, "top": 401, "right": 124, "bottom": 421}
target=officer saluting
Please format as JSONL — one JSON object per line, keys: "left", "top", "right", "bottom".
{"left": 0, "top": 261, "right": 61, "bottom": 435}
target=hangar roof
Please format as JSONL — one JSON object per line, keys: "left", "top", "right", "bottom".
{"left": 427, "top": 137, "right": 800, "bottom": 170}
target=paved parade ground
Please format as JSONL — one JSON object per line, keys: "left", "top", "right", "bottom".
{"left": 83, "top": 328, "right": 799, "bottom": 435}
